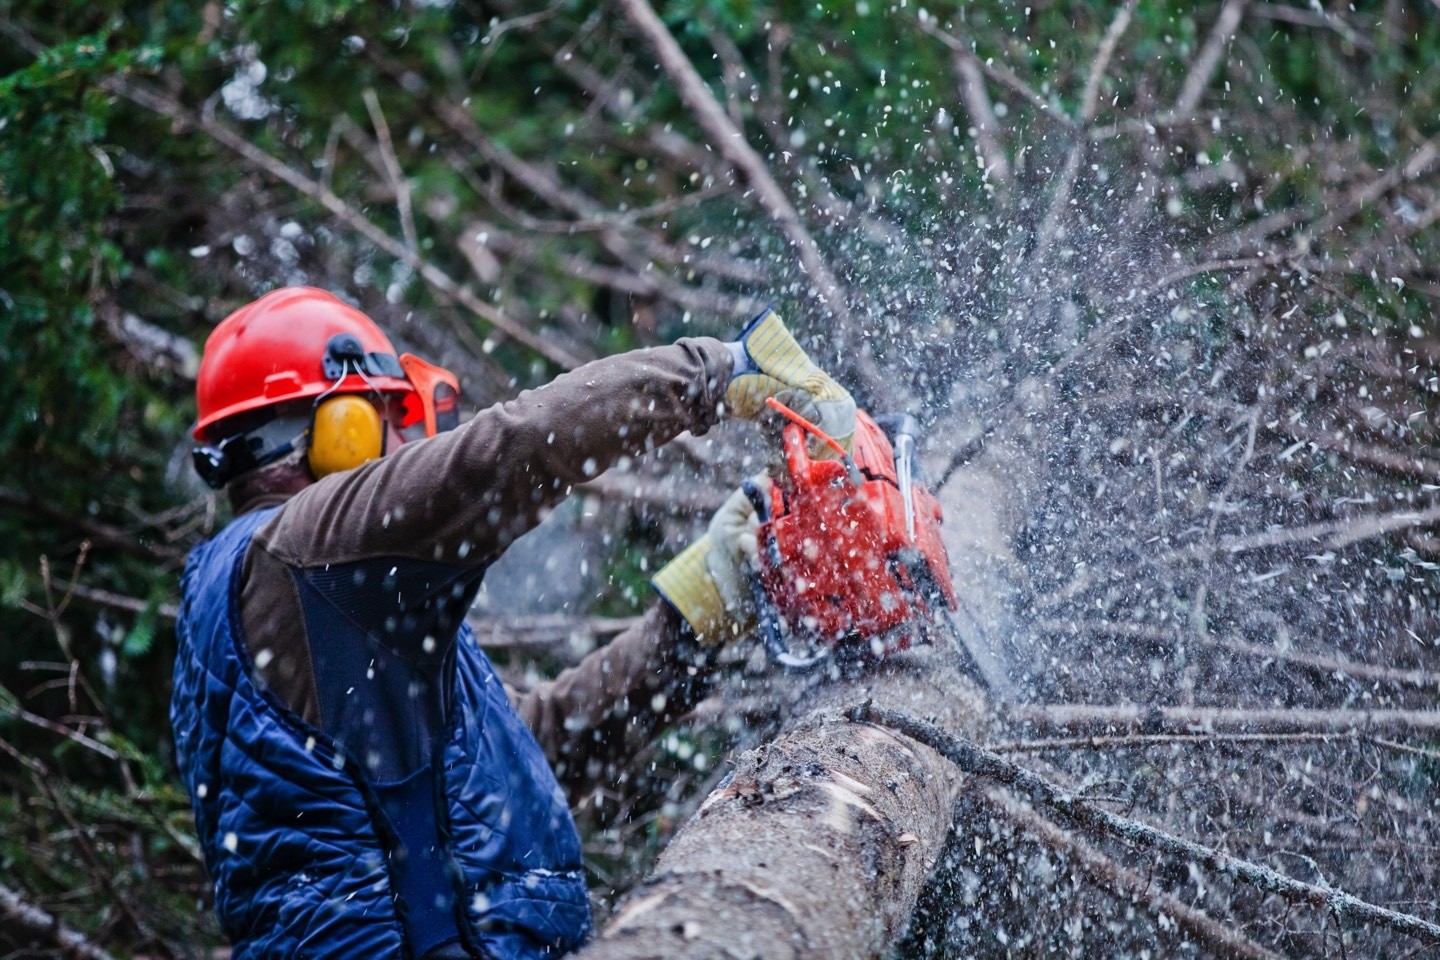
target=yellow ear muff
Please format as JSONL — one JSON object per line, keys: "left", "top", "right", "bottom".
{"left": 308, "top": 395, "right": 384, "bottom": 478}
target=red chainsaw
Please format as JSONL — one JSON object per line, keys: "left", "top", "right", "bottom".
{"left": 743, "top": 399, "right": 961, "bottom": 670}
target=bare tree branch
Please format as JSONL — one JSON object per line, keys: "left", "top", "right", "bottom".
{"left": 1249, "top": 3, "right": 1376, "bottom": 52}
{"left": 44, "top": 580, "right": 179, "bottom": 621}
{"left": 1078, "top": 1, "right": 1136, "bottom": 126}
{"left": 916, "top": 20, "right": 1011, "bottom": 192}
{"left": 616, "top": 0, "right": 884, "bottom": 395}
{"left": 105, "top": 77, "right": 581, "bottom": 370}
{"left": 1026, "top": 1, "right": 1137, "bottom": 283}
{"left": 1174, "top": 0, "right": 1250, "bottom": 117}
{"left": 1006, "top": 703, "right": 1440, "bottom": 739}
{"left": 1034, "top": 618, "right": 1440, "bottom": 691}
{"left": 918, "top": 16, "right": 1074, "bottom": 127}
{"left": 983, "top": 788, "right": 1286, "bottom": 960}
{"left": 857, "top": 704, "right": 1440, "bottom": 946}
{"left": 362, "top": 87, "right": 419, "bottom": 255}
{"left": 0, "top": 881, "right": 118, "bottom": 960}
{"left": 1199, "top": 634, "right": 1440, "bottom": 691}
{"left": 994, "top": 729, "right": 1366, "bottom": 754}
{"left": 1041, "top": 500, "right": 1440, "bottom": 607}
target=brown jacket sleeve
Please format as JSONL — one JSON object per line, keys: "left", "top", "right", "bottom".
{"left": 510, "top": 602, "right": 718, "bottom": 799}
{"left": 254, "top": 336, "right": 732, "bottom": 568}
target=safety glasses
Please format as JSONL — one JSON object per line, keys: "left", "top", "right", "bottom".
{"left": 398, "top": 353, "right": 461, "bottom": 440}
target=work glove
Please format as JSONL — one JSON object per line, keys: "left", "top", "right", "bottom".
{"left": 652, "top": 479, "right": 771, "bottom": 646}
{"left": 724, "top": 308, "right": 856, "bottom": 455}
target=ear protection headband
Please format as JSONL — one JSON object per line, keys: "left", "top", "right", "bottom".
{"left": 193, "top": 335, "right": 460, "bottom": 489}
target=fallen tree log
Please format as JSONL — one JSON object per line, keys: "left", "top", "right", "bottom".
{"left": 579, "top": 656, "right": 986, "bottom": 959}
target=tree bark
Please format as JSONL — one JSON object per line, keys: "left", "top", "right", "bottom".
{"left": 576, "top": 459, "right": 1022, "bottom": 959}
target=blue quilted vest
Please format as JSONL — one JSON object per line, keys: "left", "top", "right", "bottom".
{"left": 171, "top": 508, "right": 592, "bottom": 959}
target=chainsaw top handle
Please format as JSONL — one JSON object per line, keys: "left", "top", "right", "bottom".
{"left": 764, "top": 396, "right": 863, "bottom": 486}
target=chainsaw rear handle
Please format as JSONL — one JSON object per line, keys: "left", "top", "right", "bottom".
{"left": 742, "top": 477, "right": 830, "bottom": 671}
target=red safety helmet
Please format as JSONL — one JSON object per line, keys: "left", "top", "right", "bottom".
{"left": 192, "top": 287, "right": 461, "bottom": 489}
{"left": 194, "top": 287, "right": 417, "bottom": 442}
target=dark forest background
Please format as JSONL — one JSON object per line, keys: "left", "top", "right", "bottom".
{"left": 3, "top": 1, "right": 1439, "bottom": 956}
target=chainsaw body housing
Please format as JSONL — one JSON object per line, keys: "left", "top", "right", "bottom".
{"left": 754, "top": 411, "right": 957, "bottom": 659}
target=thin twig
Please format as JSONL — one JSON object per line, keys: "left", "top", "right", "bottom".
{"left": 42, "top": 580, "right": 179, "bottom": 621}
{"left": 361, "top": 88, "right": 419, "bottom": 255}
{"left": 0, "top": 681, "right": 122, "bottom": 762}
{"left": 1078, "top": 1, "right": 1136, "bottom": 125}
{"left": 1006, "top": 702, "right": 1440, "bottom": 739}
{"left": 855, "top": 703, "right": 1440, "bottom": 946}
{"left": 1174, "top": 0, "right": 1250, "bottom": 117}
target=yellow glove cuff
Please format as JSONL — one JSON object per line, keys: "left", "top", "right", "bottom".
{"left": 724, "top": 309, "right": 856, "bottom": 454}
{"left": 726, "top": 308, "right": 850, "bottom": 408}
{"left": 652, "top": 535, "right": 742, "bottom": 646}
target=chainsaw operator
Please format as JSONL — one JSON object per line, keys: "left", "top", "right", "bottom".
{"left": 171, "top": 286, "right": 854, "bottom": 960}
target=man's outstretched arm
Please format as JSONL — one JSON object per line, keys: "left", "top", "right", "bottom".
{"left": 256, "top": 336, "right": 733, "bottom": 569}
